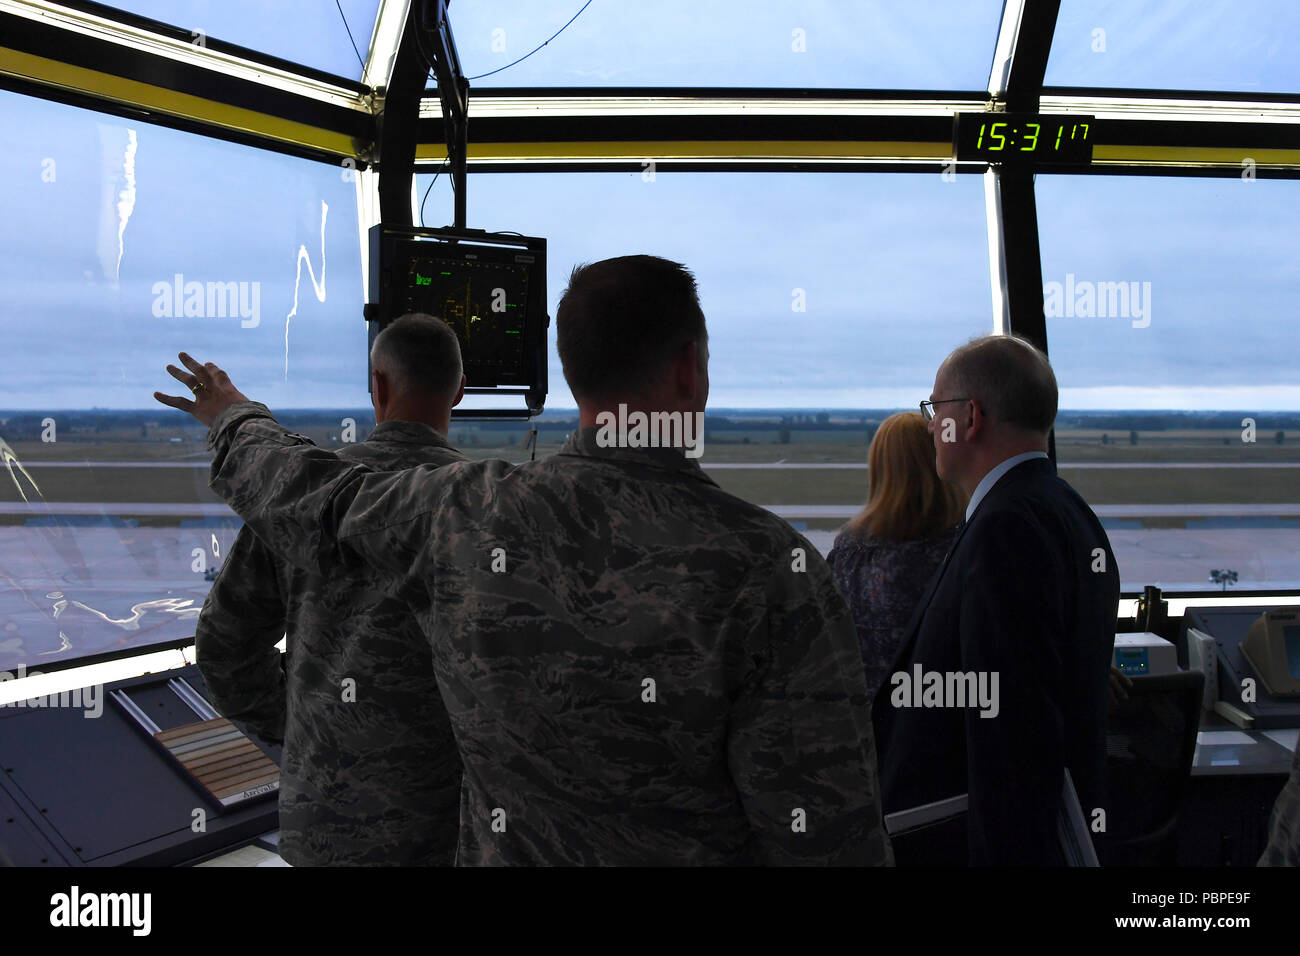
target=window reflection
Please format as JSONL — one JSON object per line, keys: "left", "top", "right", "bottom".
{"left": 0, "top": 89, "right": 364, "bottom": 671}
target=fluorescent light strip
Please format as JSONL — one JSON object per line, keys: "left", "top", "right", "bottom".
{"left": 988, "top": 0, "right": 1027, "bottom": 97}
{"left": 1092, "top": 145, "right": 1300, "bottom": 168}
{"left": 431, "top": 94, "right": 1300, "bottom": 126}
{"left": 1042, "top": 93, "right": 1300, "bottom": 125}
{"left": 362, "top": 0, "right": 411, "bottom": 95}
{"left": 461, "top": 157, "right": 953, "bottom": 168}
{"left": 424, "top": 96, "right": 987, "bottom": 120}
{"left": 1, "top": 0, "right": 370, "bottom": 113}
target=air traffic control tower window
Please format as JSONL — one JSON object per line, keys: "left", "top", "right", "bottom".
{"left": 0, "top": 89, "right": 365, "bottom": 674}
{"left": 1046, "top": 0, "right": 1300, "bottom": 94}
{"left": 1036, "top": 175, "right": 1300, "bottom": 593}
{"left": 419, "top": 169, "right": 993, "bottom": 556}
{"left": 105, "top": 0, "right": 383, "bottom": 83}
{"left": 451, "top": 0, "right": 1005, "bottom": 89}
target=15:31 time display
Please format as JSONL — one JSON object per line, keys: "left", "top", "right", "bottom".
{"left": 953, "top": 112, "right": 1095, "bottom": 165}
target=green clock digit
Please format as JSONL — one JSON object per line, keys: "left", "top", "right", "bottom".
{"left": 989, "top": 122, "right": 1007, "bottom": 151}
{"left": 954, "top": 112, "right": 1094, "bottom": 163}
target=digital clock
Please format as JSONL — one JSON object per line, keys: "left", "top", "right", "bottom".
{"left": 953, "top": 112, "right": 1095, "bottom": 164}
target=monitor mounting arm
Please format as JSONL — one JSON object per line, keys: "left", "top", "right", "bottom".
{"left": 420, "top": 0, "right": 469, "bottom": 228}
{"left": 376, "top": 0, "right": 468, "bottom": 228}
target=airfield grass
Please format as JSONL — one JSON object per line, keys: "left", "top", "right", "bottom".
{"left": 4, "top": 431, "right": 1299, "bottom": 522}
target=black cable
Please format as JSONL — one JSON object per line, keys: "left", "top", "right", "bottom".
{"left": 412, "top": 3, "right": 439, "bottom": 81}
{"left": 419, "top": 160, "right": 449, "bottom": 226}
{"left": 466, "top": 0, "right": 595, "bottom": 81}
{"left": 335, "top": 0, "right": 367, "bottom": 71}
{"left": 409, "top": 7, "right": 461, "bottom": 223}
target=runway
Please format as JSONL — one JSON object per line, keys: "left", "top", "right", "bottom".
{"left": 2, "top": 514, "right": 1297, "bottom": 671}
{"left": 803, "top": 527, "right": 1300, "bottom": 594}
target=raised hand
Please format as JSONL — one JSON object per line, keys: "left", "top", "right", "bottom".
{"left": 154, "top": 352, "right": 250, "bottom": 427}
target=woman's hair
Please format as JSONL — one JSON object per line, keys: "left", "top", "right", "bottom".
{"left": 846, "top": 411, "right": 966, "bottom": 541}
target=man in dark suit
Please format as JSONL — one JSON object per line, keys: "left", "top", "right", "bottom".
{"left": 872, "top": 334, "right": 1119, "bottom": 865}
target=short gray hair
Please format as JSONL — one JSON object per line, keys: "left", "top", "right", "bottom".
{"left": 943, "top": 334, "right": 1057, "bottom": 434}
{"left": 371, "top": 313, "right": 463, "bottom": 400}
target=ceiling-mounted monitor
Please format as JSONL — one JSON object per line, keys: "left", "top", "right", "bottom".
{"left": 367, "top": 225, "right": 548, "bottom": 418}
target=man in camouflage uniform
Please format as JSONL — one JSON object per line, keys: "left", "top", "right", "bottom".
{"left": 1259, "top": 747, "right": 1300, "bottom": 865}
{"left": 158, "top": 255, "right": 892, "bottom": 866}
{"left": 193, "top": 314, "right": 468, "bottom": 866}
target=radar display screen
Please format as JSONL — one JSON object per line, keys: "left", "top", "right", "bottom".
{"left": 369, "top": 226, "right": 547, "bottom": 409}
{"left": 394, "top": 254, "right": 530, "bottom": 384}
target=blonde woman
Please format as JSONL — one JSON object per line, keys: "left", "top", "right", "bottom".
{"left": 827, "top": 412, "right": 966, "bottom": 700}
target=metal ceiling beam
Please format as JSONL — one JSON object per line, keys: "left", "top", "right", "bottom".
{"left": 422, "top": 0, "right": 469, "bottom": 227}
{"left": 989, "top": 0, "right": 1061, "bottom": 110}
{"left": 375, "top": 1, "right": 430, "bottom": 226}
{"left": 1, "top": 1, "right": 368, "bottom": 109}
{"left": 41, "top": 0, "right": 370, "bottom": 93}
{"left": 408, "top": 87, "right": 1300, "bottom": 172}
{"left": 985, "top": 0, "right": 1062, "bottom": 460}
{"left": 0, "top": 0, "right": 374, "bottom": 165}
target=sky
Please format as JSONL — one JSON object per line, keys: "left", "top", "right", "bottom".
{"left": 106, "top": 0, "right": 382, "bottom": 81}
{"left": 79, "top": 1, "right": 1300, "bottom": 93}
{"left": 0, "top": 1, "right": 1298, "bottom": 412}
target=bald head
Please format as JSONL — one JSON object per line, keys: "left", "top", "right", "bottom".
{"left": 941, "top": 334, "right": 1057, "bottom": 436}
{"left": 369, "top": 313, "right": 465, "bottom": 430}
{"left": 927, "top": 334, "right": 1056, "bottom": 495}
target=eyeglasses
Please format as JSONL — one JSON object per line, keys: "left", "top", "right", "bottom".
{"left": 919, "top": 398, "right": 971, "bottom": 423}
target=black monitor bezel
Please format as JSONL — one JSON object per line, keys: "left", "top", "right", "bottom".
{"left": 367, "top": 225, "right": 548, "bottom": 417}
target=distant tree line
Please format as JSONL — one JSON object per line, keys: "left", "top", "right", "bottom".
{"left": 2, "top": 408, "right": 1297, "bottom": 442}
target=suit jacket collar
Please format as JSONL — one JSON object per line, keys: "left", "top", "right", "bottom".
{"left": 965, "top": 451, "right": 1051, "bottom": 523}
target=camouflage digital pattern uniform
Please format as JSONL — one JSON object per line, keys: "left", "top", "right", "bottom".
{"left": 195, "top": 419, "right": 468, "bottom": 866}
{"left": 207, "top": 402, "right": 893, "bottom": 866}
{"left": 1259, "top": 744, "right": 1300, "bottom": 865}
